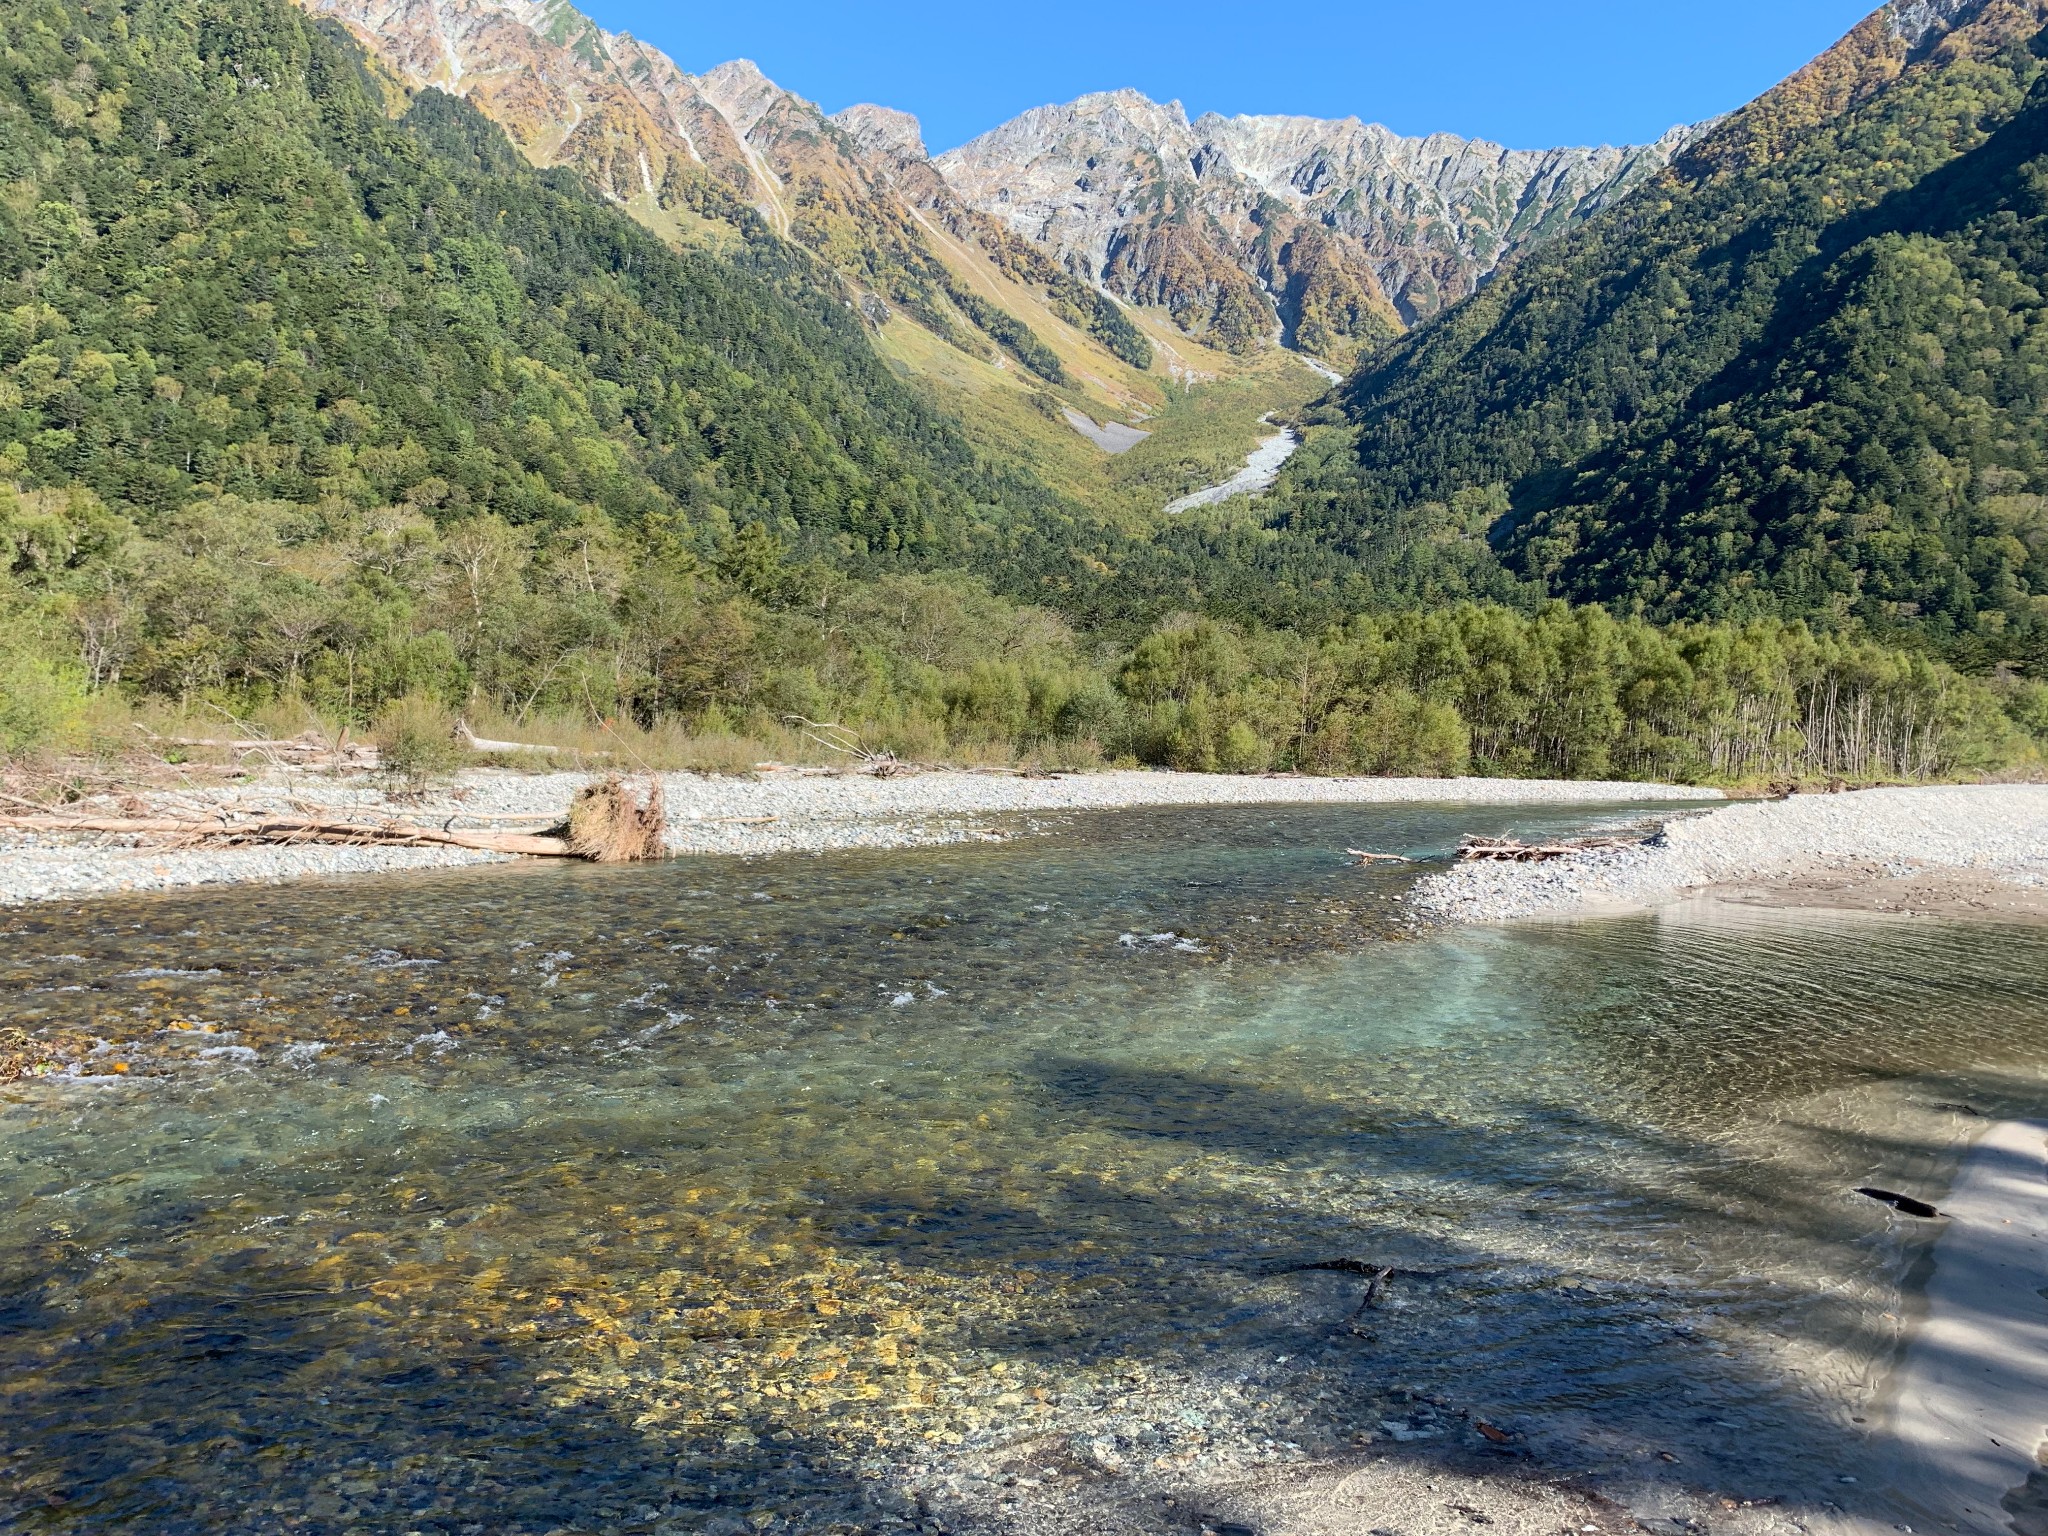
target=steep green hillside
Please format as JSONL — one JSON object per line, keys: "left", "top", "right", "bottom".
{"left": 0, "top": 0, "right": 1056, "bottom": 554}
{"left": 1300, "top": 3, "right": 2048, "bottom": 670}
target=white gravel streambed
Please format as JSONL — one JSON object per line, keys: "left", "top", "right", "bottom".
{"left": 1164, "top": 416, "right": 1301, "bottom": 513}
{"left": 0, "top": 769, "right": 1720, "bottom": 908}
{"left": 0, "top": 839, "right": 505, "bottom": 908}
{"left": 1410, "top": 784, "right": 2048, "bottom": 923}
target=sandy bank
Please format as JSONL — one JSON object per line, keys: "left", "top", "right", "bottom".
{"left": 1858, "top": 1118, "right": 2048, "bottom": 1536}
{"left": 1411, "top": 785, "right": 2048, "bottom": 925}
{"left": 0, "top": 768, "right": 1717, "bottom": 908}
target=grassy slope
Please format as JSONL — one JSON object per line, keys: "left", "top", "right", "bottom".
{"left": 870, "top": 233, "right": 1328, "bottom": 528}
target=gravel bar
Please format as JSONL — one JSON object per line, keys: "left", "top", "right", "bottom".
{"left": 1410, "top": 784, "right": 2048, "bottom": 924}
{"left": 0, "top": 769, "right": 1720, "bottom": 908}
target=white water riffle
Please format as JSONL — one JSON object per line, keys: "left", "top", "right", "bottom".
{"left": 1164, "top": 415, "right": 1301, "bottom": 514}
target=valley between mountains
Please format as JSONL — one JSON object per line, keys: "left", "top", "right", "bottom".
{"left": 296, "top": 0, "right": 1703, "bottom": 516}
{"left": 6, "top": 4, "right": 2048, "bottom": 1528}
{"left": 2, "top": 0, "right": 2044, "bottom": 780}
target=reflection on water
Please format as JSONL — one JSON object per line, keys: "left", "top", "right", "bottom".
{"left": 0, "top": 804, "right": 2044, "bottom": 1532}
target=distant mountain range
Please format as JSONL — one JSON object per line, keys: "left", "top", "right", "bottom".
{"left": 292, "top": 0, "right": 2048, "bottom": 662}
{"left": 300, "top": 0, "right": 1699, "bottom": 380}
{"left": 938, "top": 92, "right": 1698, "bottom": 354}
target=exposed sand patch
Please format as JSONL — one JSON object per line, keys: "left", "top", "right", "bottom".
{"left": 1062, "top": 406, "right": 1151, "bottom": 453}
{"left": 1850, "top": 1121, "right": 2048, "bottom": 1535}
{"left": 1711, "top": 866, "right": 2048, "bottom": 925}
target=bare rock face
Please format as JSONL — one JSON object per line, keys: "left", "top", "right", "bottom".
{"left": 301, "top": 0, "right": 764, "bottom": 220}
{"left": 935, "top": 92, "right": 1701, "bottom": 355}
{"left": 832, "top": 103, "right": 929, "bottom": 164}
{"left": 1886, "top": 0, "right": 1990, "bottom": 49}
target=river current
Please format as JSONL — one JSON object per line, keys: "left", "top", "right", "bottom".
{"left": 1, "top": 802, "right": 2044, "bottom": 1532}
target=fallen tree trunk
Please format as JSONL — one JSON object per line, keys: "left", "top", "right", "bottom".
{"left": 456, "top": 719, "right": 609, "bottom": 757}
{"left": 135, "top": 726, "right": 380, "bottom": 768}
{"left": 0, "top": 813, "right": 576, "bottom": 858}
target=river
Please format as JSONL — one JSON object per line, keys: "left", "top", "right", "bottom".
{"left": 2, "top": 802, "right": 2044, "bottom": 1532}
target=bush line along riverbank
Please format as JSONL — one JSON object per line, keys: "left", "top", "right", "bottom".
{"left": 7, "top": 490, "right": 2046, "bottom": 786}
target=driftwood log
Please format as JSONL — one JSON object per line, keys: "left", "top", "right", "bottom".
{"left": 1457, "top": 834, "right": 1644, "bottom": 863}
{"left": 136, "top": 726, "right": 380, "bottom": 769}
{"left": 456, "top": 719, "right": 611, "bottom": 757}
{"left": 0, "top": 812, "right": 577, "bottom": 857}
{"left": 0, "top": 777, "right": 677, "bottom": 863}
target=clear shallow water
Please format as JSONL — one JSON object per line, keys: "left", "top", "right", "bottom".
{"left": 1, "top": 803, "right": 2045, "bottom": 1533}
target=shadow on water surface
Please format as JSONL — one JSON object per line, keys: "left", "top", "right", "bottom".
{"left": 0, "top": 806, "right": 2044, "bottom": 1532}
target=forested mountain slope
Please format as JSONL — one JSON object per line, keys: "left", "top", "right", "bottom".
{"left": 1300, "top": 0, "right": 2048, "bottom": 669}
{"left": 294, "top": 0, "right": 1211, "bottom": 490}
{"left": 0, "top": 0, "right": 1057, "bottom": 553}
{"left": 0, "top": 0, "right": 1582, "bottom": 648}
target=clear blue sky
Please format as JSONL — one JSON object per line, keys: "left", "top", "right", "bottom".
{"left": 585, "top": 0, "right": 1883, "bottom": 153}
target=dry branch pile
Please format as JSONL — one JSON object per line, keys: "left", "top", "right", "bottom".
{"left": 780, "top": 717, "right": 917, "bottom": 776}
{"left": 1457, "top": 834, "right": 1645, "bottom": 863}
{"left": 561, "top": 776, "right": 667, "bottom": 863}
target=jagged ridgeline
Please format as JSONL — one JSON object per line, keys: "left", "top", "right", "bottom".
{"left": 1298, "top": 0, "right": 2048, "bottom": 669}
{"left": 0, "top": 0, "right": 1064, "bottom": 552}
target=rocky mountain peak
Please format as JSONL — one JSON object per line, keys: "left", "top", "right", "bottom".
{"left": 1072, "top": 88, "right": 1192, "bottom": 129}
{"left": 832, "top": 103, "right": 927, "bottom": 163}
{"left": 934, "top": 87, "right": 1700, "bottom": 353}
{"left": 696, "top": 58, "right": 788, "bottom": 138}
{"left": 940, "top": 88, "right": 1195, "bottom": 171}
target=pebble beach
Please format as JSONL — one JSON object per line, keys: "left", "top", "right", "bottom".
{"left": 1409, "top": 783, "right": 2048, "bottom": 924}
{"left": 6, "top": 772, "right": 2044, "bottom": 930}
{"left": 0, "top": 768, "right": 1721, "bottom": 907}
